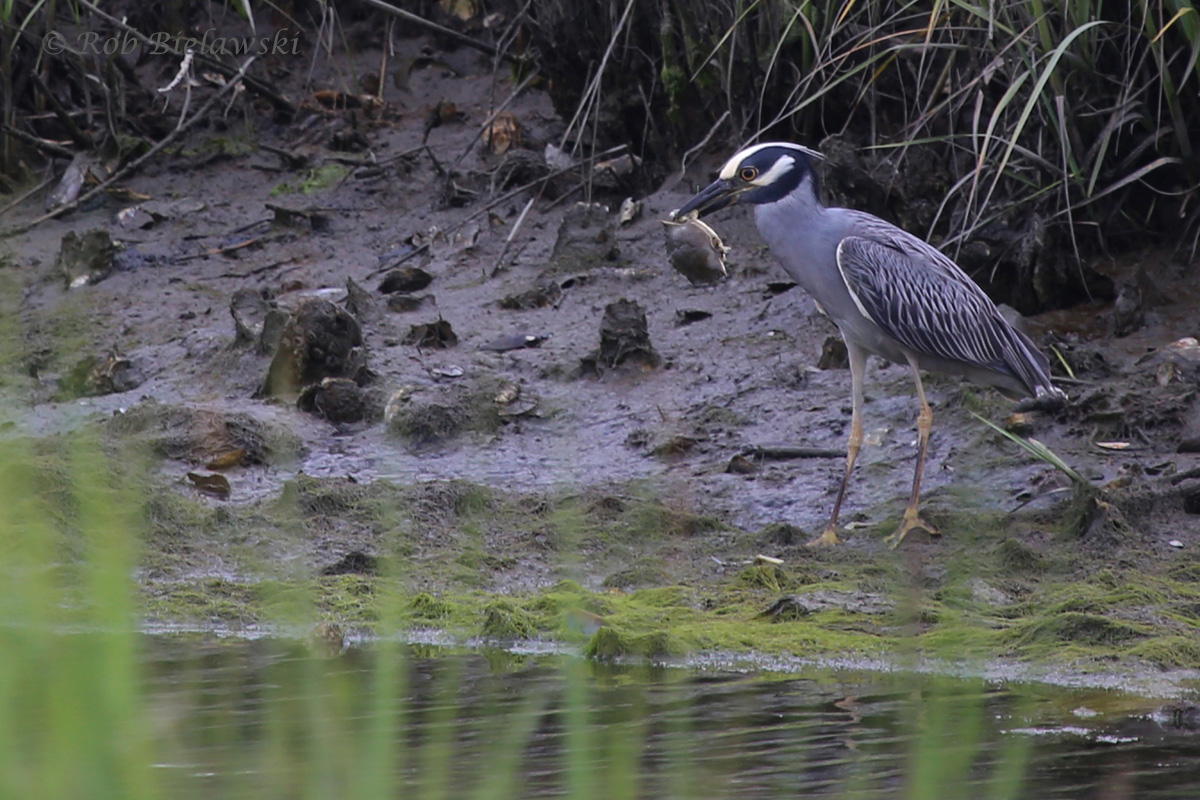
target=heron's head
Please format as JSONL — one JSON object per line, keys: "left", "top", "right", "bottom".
{"left": 671, "top": 143, "right": 824, "bottom": 221}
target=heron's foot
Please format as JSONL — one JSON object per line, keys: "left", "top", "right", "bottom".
{"left": 883, "top": 508, "right": 939, "bottom": 549}
{"left": 806, "top": 526, "right": 843, "bottom": 547}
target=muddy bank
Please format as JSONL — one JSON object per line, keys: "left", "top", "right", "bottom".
{"left": 0, "top": 12, "right": 1198, "bottom": 679}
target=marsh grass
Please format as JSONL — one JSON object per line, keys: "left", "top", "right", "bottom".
{"left": 529, "top": 0, "right": 1199, "bottom": 261}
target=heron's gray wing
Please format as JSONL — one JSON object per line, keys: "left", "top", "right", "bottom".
{"left": 836, "top": 235, "right": 1052, "bottom": 395}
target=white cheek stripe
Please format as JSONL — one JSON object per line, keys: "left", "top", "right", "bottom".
{"left": 751, "top": 155, "right": 794, "bottom": 186}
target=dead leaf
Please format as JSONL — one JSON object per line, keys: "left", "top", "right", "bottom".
{"left": 485, "top": 112, "right": 522, "bottom": 154}
{"left": 187, "top": 472, "right": 232, "bottom": 498}
{"left": 439, "top": 0, "right": 480, "bottom": 21}
{"left": 206, "top": 449, "right": 247, "bottom": 470}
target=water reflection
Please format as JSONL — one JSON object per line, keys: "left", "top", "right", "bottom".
{"left": 142, "top": 636, "right": 1200, "bottom": 799}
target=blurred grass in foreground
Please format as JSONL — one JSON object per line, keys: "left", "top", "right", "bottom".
{"left": 0, "top": 433, "right": 1039, "bottom": 800}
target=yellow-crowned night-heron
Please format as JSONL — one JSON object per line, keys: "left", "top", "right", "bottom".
{"left": 672, "top": 142, "right": 1066, "bottom": 548}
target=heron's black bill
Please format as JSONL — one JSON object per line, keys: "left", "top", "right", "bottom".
{"left": 673, "top": 178, "right": 740, "bottom": 220}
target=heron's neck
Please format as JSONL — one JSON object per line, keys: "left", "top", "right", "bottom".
{"left": 752, "top": 185, "right": 847, "bottom": 295}
{"left": 754, "top": 183, "right": 835, "bottom": 246}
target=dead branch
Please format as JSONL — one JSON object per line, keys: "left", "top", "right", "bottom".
{"left": 0, "top": 125, "right": 75, "bottom": 160}
{"left": 1, "top": 57, "right": 258, "bottom": 239}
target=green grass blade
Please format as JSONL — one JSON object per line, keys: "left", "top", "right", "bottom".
{"left": 971, "top": 413, "right": 1084, "bottom": 485}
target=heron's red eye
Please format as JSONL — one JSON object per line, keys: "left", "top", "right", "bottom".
{"left": 739, "top": 167, "right": 758, "bottom": 182}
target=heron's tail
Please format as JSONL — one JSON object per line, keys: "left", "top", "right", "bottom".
{"left": 1007, "top": 328, "right": 1067, "bottom": 409}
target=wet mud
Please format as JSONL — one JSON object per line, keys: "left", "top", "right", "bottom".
{"left": 1, "top": 16, "right": 1199, "bottom": 682}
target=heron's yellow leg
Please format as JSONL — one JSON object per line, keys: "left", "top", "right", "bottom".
{"left": 884, "top": 361, "right": 940, "bottom": 548}
{"left": 809, "top": 341, "right": 866, "bottom": 546}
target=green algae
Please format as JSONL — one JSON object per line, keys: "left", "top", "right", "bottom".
{"left": 271, "top": 163, "right": 350, "bottom": 195}
{"left": 8, "top": 423, "right": 1198, "bottom": 672}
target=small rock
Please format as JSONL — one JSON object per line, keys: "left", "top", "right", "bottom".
{"left": 1184, "top": 489, "right": 1200, "bottom": 515}
{"left": 581, "top": 298, "right": 660, "bottom": 374}
{"left": 727, "top": 454, "right": 757, "bottom": 474}
{"left": 387, "top": 293, "right": 433, "bottom": 313}
{"left": 230, "top": 288, "right": 273, "bottom": 346}
{"left": 550, "top": 202, "right": 618, "bottom": 272}
{"left": 663, "top": 217, "right": 728, "bottom": 285}
{"left": 499, "top": 280, "right": 562, "bottom": 310}
{"left": 59, "top": 229, "right": 118, "bottom": 289}
{"left": 186, "top": 471, "right": 231, "bottom": 499}
{"left": 378, "top": 267, "right": 433, "bottom": 294}
{"left": 403, "top": 319, "right": 457, "bottom": 348}
{"left": 262, "top": 299, "right": 367, "bottom": 398}
{"left": 816, "top": 335, "right": 848, "bottom": 369}
{"left": 344, "top": 277, "right": 381, "bottom": 323}
{"left": 297, "top": 377, "right": 371, "bottom": 423}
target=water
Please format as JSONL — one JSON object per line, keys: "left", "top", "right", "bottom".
{"left": 140, "top": 636, "right": 1200, "bottom": 799}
